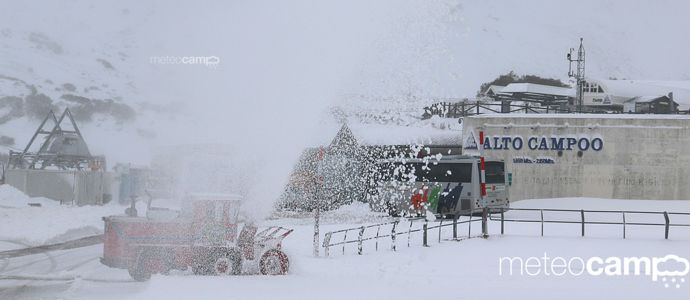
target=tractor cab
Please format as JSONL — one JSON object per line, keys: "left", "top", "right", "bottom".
{"left": 187, "top": 193, "right": 242, "bottom": 246}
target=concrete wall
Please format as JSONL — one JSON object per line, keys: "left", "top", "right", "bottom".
{"left": 462, "top": 115, "right": 690, "bottom": 201}
{"left": 6, "top": 169, "right": 112, "bottom": 205}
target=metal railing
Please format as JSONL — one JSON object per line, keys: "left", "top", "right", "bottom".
{"left": 322, "top": 212, "right": 483, "bottom": 256}
{"left": 322, "top": 207, "right": 690, "bottom": 257}
{"left": 422, "top": 101, "right": 690, "bottom": 119}
{"left": 490, "top": 208, "right": 690, "bottom": 240}
{"left": 423, "top": 101, "right": 573, "bottom": 119}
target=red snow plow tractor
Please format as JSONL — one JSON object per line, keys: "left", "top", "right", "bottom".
{"left": 101, "top": 194, "right": 292, "bottom": 281}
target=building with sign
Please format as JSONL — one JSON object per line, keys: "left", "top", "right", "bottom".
{"left": 462, "top": 114, "right": 690, "bottom": 201}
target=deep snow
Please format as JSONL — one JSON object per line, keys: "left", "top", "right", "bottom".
{"left": 3, "top": 188, "right": 690, "bottom": 299}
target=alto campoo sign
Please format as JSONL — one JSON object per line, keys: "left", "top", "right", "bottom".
{"left": 465, "top": 132, "right": 603, "bottom": 152}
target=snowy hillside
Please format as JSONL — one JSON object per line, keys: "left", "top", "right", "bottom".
{"left": 2, "top": 1, "right": 689, "bottom": 162}
{"left": 2, "top": 0, "right": 690, "bottom": 217}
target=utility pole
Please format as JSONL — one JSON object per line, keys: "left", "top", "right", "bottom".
{"left": 313, "top": 146, "right": 325, "bottom": 257}
{"left": 478, "top": 130, "right": 489, "bottom": 239}
{"left": 567, "top": 38, "right": 586, "bottom": 113}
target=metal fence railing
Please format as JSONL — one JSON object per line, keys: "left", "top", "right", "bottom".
{"left": 490, "top": 208, "right": 690, "bottom": 240}
{"left": 322, "top": 207, "right": 690, "bottom": 257}
{"left": 422, "top": 101, "right": 690, "bottom": 119}
{"left": 322, "top": 211, "right": 484, "bottom": 256}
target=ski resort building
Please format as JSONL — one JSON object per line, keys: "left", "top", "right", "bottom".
{"left": 485, "top": 79, "right": 690, "bottom": 113}
{"left": 582, "top": 79, "right": 689, "bottom": 111}
{"left": 462, "top": 114, "right": 690, "bottom": 201}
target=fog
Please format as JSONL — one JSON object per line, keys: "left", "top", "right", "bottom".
{"left": 1, "top": 0, "right": 449, "bottom": 219}
{"left": 2, "top": 0, "right": 690, "bottom": 219}
{"left": 128, "top": 0, "right": 428, "bottom": 218}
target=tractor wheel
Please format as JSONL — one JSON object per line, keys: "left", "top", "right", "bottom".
{"left": 129, "top": 261, "right": 151, "bottom": 282}
{"left": 129, "top": 248, "right": 166, "bottom": 281}
{"left": 260, "top": 249, "right": 289, "bottom": 275}
{"left": 193, "top": 248, "right": 242, "bottom": 276}
{"left": 191, "top": 260, "right": 211, "bottom": 276}
{"left": 192, "top": 251, "right": 213, "bottom": 275}
{"left": 212, "top": 250, "right": 242, "bottom": 276}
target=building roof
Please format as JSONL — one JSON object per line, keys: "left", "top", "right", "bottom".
{"left": 499, "top": 83, "right": 575, "bottom": 97}
{"left": 348, "top": 121, "right": 462, "bottom": 146}
{"left": 623, "top": 96, "right": 668, "bottom": 104}
{"left": 592, "top": 79, "right": 690, "bottom": 107}
{"left": 485, "top": 85, "right": 507, "bottom": 96}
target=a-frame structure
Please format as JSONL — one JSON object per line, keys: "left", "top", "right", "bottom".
{"left": 8, "top": 109, "right": 105, "bottom": 171}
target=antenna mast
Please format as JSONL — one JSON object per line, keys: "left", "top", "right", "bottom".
{"left": 567, "top": 38, "right": 586, "bottom": 112}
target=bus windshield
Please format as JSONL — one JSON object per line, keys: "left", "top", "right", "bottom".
{"left": 484, "top": 161, "right": 505, "bottom": 184}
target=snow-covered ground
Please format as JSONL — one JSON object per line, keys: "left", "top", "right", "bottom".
{"left": 2, "top": 188, "right": 690, "bottom": 300}
{"left": 0, "top": 185, "right": 133, "bottom": 246}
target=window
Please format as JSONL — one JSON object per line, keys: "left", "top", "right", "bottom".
{"left": 582, "top": 82, "right": 603, "bottom": 94}
{"left": 414, "top": 162, "right": 473, "bottom": 183}
{"left": 381, "top": 161, "right": 474, "bottom": 183}
{"left": 484, "top": 162, "right": 505, "bottom": 184}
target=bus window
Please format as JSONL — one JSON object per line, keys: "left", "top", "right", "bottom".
{"left": 485, "top": 161, "right": 505, "bottom": 184}
{"left": 414, "top": 163, "right": 472, "bottom": 183}
{"left": 448, "top": 163, "right": 473, "bottom": 182}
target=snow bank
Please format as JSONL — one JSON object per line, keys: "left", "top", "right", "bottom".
{"left": 0, "top": 195, "right": 140, "bottom": 246}
{"left": 0, "top": 184, "right": 58, "bottom": 209}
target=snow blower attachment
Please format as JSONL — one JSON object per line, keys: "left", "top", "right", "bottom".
{"left": 101, "top": 194, "right": 292, "bottom": 281}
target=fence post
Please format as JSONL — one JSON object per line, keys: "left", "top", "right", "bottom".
{"left": 581, "top": 210, "right": 585, "bottom": 237}
{"left": 540, "top": 209, "right": 544, "bottom": 237}
{"left": 453, "top": 215, "right": 458, "bottom": 240}
{"left": 481, "top": 208, "right": 489, "bottom": 239}
{"left": 323, "top": 232, "right": 332, "bottom": 257}
{"left": 357, "top": 226, "right": 365, "bottom": 255}
{"left": 501, "top": 208, "right": 505, "bottom": 235}
{"left": 438, "top": 219, "right": 443, "bottom": 243}
{"left": 476, "top": 103, "right": 480, "bottom": 115}
{"left": 375, "top": 225, "right": 381, "bottom": 251}
{"left": 664, "top": 211, "right": 670, "bottom": 240}
{"left": 423, "top": 220, "right": 429, "bottom": 247}
{"left": 468, "top": 212, "right": 473, "bottom": 238}
{"left": 461, "top": 102, "right": 466, "bottom": 117}
{"left": 342, "top": 229, "right": 348, "bottom": 255}
{"left": 622, "top": 212, "right": 626, "bottom": 239}
{"left": 408, "top": 220, "right": 413, "bottom": 247}
{"left": 391, "top": 221, "right": 398, "bottom": 251}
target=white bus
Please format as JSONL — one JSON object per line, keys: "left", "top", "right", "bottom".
{"left": 367, "top": 155, "right": 509, "bottom": 218}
